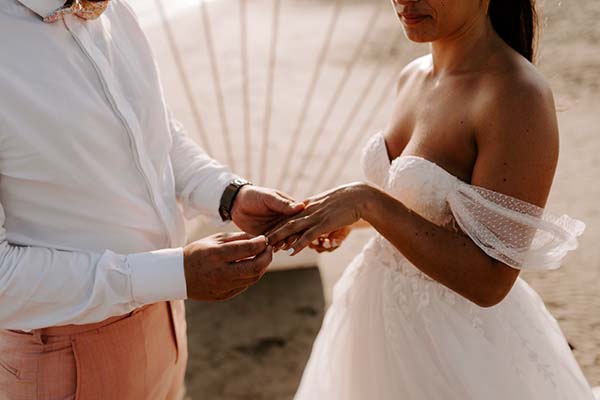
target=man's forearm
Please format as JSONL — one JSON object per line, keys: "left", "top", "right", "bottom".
{"left": 0, "top": 242, "right": 186, "bottom": 331}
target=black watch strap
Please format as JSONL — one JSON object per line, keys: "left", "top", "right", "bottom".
{"left": 219, "top": 178, "right": 252, "bottom": 221}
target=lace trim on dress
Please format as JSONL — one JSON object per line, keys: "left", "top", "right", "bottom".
{"left": 447, "top": 182, "right": 585, "bottom": 271}
{"left": 360, "top": 133, "right": 389, "bottom": 188}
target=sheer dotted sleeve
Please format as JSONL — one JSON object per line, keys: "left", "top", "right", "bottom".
{"left": 447, "top": 182, "right": 585, "bottom": 271}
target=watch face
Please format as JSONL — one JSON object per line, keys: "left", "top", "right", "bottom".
{"left": 233, "top": 178, "right": 249, "bottom": 187}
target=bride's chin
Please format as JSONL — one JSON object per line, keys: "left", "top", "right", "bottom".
{"left": 401, "top": 27, "right": 437, "bottom": 44}
{"left": 402, "top": 32, "right": 433, "bottom": 43}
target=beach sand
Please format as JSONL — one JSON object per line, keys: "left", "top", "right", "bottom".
{"left": 129, "top": 0, "right": 600, "bottom": 397}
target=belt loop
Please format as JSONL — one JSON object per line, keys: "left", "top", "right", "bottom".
{"left": 32, "top": 329, "right": 48, "bottom": 345}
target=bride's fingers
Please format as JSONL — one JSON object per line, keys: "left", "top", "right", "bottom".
{"left": 267, "top": 213, "right": 320, "bottom": 246}
{"left": 281, "top": 234, "right": 301, "bottom": 250}
{"left": 303, "top": 189, "right": 329, "bottom": 202}
{"left": 309, "top": 243, "right": 330, "bottom": 253}
{"left": 308, "top": 242, "right": 328, "bottom": 253}
{"left": 318, "top": 238, "right": 341, "bottom": 251}
{"left": 265, "top": 210, "right": 310, "bottom": 237}
{"left": 273, "top": 233, "right": 301, "bottom": 252}
{"left": 288, "top": 225, "right": 325, "bottom": 256}
{"left": 307, "top": 233, "right": 344, "bottom": 253}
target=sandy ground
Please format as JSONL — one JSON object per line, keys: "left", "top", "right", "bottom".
{"left": 183, "top": 269, "right": 324, "bottom": 399}
{"left": 128, "top": 0, "right": 600, "bottom": 397}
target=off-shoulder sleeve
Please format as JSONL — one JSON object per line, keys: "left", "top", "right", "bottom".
{"left": 447, "top": 182, "right": 585, "bottom": 271}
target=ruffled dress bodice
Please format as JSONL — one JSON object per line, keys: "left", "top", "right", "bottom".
{"left": 360, "top": 132, "right": 459, "bottom": 228}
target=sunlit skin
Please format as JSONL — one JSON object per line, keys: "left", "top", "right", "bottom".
{"left": 268, "top": 0, "right": 558, "bottom": 307}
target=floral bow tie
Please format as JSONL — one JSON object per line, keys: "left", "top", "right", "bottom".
{"left": 44, "top": 0, "right": 110, "bottom": 23}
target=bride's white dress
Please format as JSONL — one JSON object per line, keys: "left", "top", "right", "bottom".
{"left": 295, "top": 132, "right": 597, "bottom": 400}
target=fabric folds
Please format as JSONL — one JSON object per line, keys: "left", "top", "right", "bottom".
{"left": 448, "top": 182, "right": 585, "bottom": 271}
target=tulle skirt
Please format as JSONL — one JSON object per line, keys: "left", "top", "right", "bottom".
{"left": 295, "top": 238, "right": 596, "bottom": 400}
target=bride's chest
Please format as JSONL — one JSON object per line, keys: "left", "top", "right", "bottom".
{"left": 387, "top": 81, "right": 479, "bottom": 182}
{"left": 361, "top": 133, "right": 460, "bottom": 228}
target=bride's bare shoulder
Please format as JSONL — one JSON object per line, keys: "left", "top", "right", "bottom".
{"left": 395, "top": 54, "right": 432, "bottom": 94}
{"left": 475, "top": 56, "right": 558, "bottom": 144}
{"left": 504, "top": 63, "right": 551, "bottom": 92}
{"left": 481, "top": 53, "right": 554, "bottom": 112}
{"left": 471, "top": 55, "right": 559, "bottom": 206}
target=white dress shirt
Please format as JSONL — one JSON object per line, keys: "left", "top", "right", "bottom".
{"left": 0, "top": 0, "right": 238, "bottom": 330}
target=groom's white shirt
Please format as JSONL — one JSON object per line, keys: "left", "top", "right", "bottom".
{"left": 0, "top": 0, "right": 238, "bottom": 330}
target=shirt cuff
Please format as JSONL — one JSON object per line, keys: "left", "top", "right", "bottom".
{"left": 128, "top": 247, "right": 187, "bottom": 305}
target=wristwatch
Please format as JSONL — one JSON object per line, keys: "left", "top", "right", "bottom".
{"left": 219, "top": 178, "right": 252, "bottom": 221}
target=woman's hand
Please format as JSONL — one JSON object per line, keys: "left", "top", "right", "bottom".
{"left": 274, "top": 226, "right": 352, "bottom": 254}
{"left": 266, "top": 182, "right": 372, "bottom": 255}
{"left": 308, "top": 226, "right": 353, "bottom": 253}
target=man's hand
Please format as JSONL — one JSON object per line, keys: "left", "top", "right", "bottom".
{"left": 266, "top": 183, "right": 369, "bottom": 255}
{"left": 231, "top": 186, "right": 305, "bottom": 235}
{"left": 183, "top": 232, "right": 273, "bottom": 302}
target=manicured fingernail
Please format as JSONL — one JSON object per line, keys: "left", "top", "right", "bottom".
{"left": 287, "top": 248, "right": 295, "bottom": 256}
{"left": 312, "top": 239, "right": 319, "bottom": 245}
{"left": 323, "top": 241, "right": 331, "bottom": 249}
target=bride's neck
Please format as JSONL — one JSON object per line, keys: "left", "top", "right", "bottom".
{"left": 430, "top": 15, "right": 500, "bottom": 76}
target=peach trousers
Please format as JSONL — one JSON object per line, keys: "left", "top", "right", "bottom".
{"left": 0, "top": 301, "right": 188, "bottom": 400}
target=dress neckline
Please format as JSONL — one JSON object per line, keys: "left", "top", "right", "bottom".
{"left": 375, "top": 132, "right": 458, "bottom": 182}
